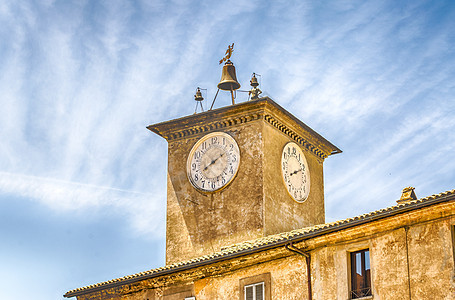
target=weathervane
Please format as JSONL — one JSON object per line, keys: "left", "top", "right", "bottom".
{"left": 219, "top": 43, "right": 234, "bottom": 64}
{"left": 193, "top": 44, "right": 264, "bottom": 112}
{"left": 209, "top": 43, "right": 241, "bottom": 109}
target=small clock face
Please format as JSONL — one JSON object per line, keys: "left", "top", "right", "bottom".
{"left": 187, "top": 132, "right": 240, "bottom": 192}
{"left": 281, "top": 142, "right": 310, "bottom": 202}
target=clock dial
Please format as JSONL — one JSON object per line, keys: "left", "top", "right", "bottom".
{"left": 187, "top": 132, "right": 240, "bottom": 192}
{"left": 281, "top": 142, "right": 310, "bottom": 202}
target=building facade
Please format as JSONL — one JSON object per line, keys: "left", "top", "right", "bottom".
{"left": 65, "top": 98, "right": 455, "bottom": 300}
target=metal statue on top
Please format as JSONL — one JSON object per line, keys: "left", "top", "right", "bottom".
{"left": 219, "top": 43, "right": 234, "bottom": 64}
{"left": 248, "top": 73, "right": 262, "bottom": 101}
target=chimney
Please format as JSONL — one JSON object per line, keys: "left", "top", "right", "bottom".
{"left": 397, "top": 186, "right": 417, "bottom": 204}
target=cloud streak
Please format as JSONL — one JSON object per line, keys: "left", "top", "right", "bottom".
{"left": 0, "top": 171, "right": 165, "bottom": 236}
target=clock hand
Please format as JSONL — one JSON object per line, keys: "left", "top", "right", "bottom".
{"left": 203, "top": 153, "right": 225, "bottom": 171}
{"left": 203, "top": 155, "right": 217, "bottom": 171}
{"left": 290, "top": 168, "right": 302, "bottom": 176}
{"left": 212, "top": 152, "right": 224, "bottom": 164}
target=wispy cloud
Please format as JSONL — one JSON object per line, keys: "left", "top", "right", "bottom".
{"left": 0, "top": 171, "right": 165, "bottom": 236}
{"left": 325, "top": 104, "right": 455, "bottom": 220}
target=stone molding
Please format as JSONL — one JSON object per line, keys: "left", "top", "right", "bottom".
{"left": 148, "top": 98, "right": 339, "bottom": 159}
{"left": 164, "top": 113, "right": 262, "bottom": 141}
{"left": 263, "top": 113, "right": 327, "bottom": 159}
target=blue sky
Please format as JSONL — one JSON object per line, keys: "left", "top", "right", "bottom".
{"left": 0, "top": 1, "right": 454, "bottom": 299}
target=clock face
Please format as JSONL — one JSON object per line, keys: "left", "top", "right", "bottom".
{"left": 187, "top": 132, "right": 240, "bottom": 192}
{"left": 281, "top": 142, "right": 310, "bottom": 202}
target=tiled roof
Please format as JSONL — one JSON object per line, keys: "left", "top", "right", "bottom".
{"left": 64, "top": 189, "right": 455, "bottom": 298}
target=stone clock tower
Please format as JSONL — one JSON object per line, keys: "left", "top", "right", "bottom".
{"left": 148, "top": 97, "right": 340, "bottom": 264}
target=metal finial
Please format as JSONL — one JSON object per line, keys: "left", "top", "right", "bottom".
{"left": 250, "top": 73, "right": 259, "bottom": 87}
{"left": 194, "top": 87, "right": 204, "bottom": 102}
{"left": 193, "top": 87, "right": 206, "bottom": 114}
{"left": 248, "top": 73, "right": 262, "bottom": 101}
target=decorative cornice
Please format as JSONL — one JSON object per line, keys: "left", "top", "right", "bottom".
{"left": 163, "top": 113, "right": 262, "bottom": 141}
{"left": 148, "top": 98, "right": 341, "bottom": 159}
{"left": 263, "top": 114, "right": 328, "bottom": 159}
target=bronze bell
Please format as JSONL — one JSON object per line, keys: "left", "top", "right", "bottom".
{"left": 250, "top": 73, "right": 259, "bottom": 87}
{"left": 194, "top": 87, "right": 204, "bottom": 102}
{"left": 217, "top": 60, "right": 241, "bottom": 91}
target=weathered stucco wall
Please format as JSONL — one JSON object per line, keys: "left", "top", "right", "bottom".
{"left": 191, "top": 255, "right": 308, "bottom": 300}
{"left": 310, "top": 216, "right": 455, "bottom": 300}
{"left": 263, "top": 121, "right": 325, "bottom": 236}
{"left": 370, "top": 228, "right": 410, "bottom": 299}
{"left": 407, "top": 218, "right": 454, "bottom": 299}
{"left": 166, "top": 120, "right": 265, "bottom": 264}
{"left": 75, "top": 205, "right": 455, "bottom": 300}
{"left": 312, "top": 246, "right": 338, "bottom": 299}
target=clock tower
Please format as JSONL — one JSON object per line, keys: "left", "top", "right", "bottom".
{"left": 148, "top": 97, "right": 341, "bottom": 264}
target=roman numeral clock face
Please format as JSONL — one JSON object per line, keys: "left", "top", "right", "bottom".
{"left": 187, "top": 132, "right": 240, "bottom": 192}
{"left": 281, "top": 142, "right": 310, "bottom": 202}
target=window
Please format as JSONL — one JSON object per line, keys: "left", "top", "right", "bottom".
{"left": 244, "top": 282, "right": 264, "bottom": 300}
{"left": 350, "top": 249, "right": 372, "bottom": 299}
{"left": 239, "top": 273, "right": 271, "bottom": 300}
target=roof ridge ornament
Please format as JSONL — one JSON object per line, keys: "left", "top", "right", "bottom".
{"left": 397, "top": 186, "right": 417, "bottom": 203}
